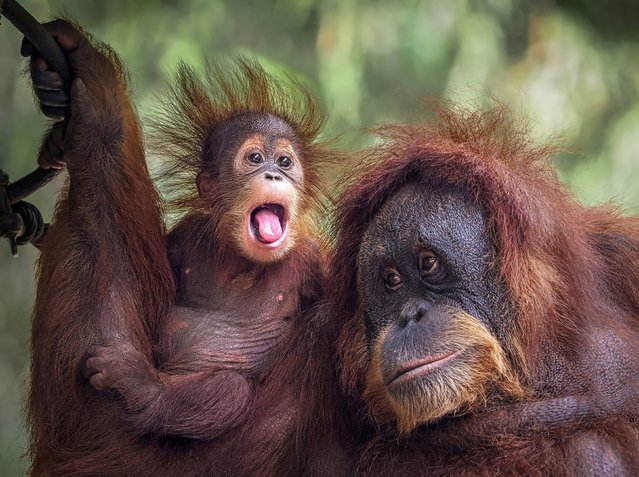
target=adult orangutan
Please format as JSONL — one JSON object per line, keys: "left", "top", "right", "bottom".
{"left": 331, "top": 105, "right": 639, "bottom": 476}
{"left": 26, "top": 20, "right": 343, "bottom": 477}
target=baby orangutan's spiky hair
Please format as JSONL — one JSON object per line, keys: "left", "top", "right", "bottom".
{"left": 150, "top": 58, "right": 331, "bottom": 217}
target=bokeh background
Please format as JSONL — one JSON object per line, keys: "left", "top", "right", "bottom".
{"left": 1, "top": 0, "right": 639, "bottom": 473}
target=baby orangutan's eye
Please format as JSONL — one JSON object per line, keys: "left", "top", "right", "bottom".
{"left": 277, "top": 156, "right": 292, "bottom": 169}
{"left": 247, "top": 152, "right": 263, "bottom": 164}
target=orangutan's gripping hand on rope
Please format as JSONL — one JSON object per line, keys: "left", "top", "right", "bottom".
{"left": 22, "top": 19, "right": 136, "bottom": 171}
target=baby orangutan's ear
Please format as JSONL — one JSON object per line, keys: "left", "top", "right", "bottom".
{"left": 196, "top": 170, "right": 214, "bottom": 200}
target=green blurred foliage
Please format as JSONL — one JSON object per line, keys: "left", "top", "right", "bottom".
{"left": 1, "top": 0, "right": 638, "bottom": 473}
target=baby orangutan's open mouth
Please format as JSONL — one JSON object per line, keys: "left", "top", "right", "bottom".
{"left": 249, "top": 203, "right": 288, "bottom": 246}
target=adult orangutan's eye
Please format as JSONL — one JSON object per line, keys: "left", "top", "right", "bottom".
{"left": 384, "top": 268, "right": 402, "bottom": 291}
{"left": 419, "top": 250, "right": 445, "bottom": 283}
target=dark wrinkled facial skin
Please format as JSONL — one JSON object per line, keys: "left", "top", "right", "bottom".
{"left": 357, "top": 181, "right": 511, "bottom": 395}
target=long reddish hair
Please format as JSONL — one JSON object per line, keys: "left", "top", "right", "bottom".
{"left": 331, "top": 103, "right": 639, "bottom": 396}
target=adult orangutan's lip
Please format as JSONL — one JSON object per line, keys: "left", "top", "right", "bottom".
{"left": 386, "top": 350, "right": 462, "bottom": 388}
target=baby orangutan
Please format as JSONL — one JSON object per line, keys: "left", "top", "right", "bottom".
{"left": 80, "top": 61, "right": 333, "bottom": 440}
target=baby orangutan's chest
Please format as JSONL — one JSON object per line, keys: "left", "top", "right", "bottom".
{"left": 158, "top": 265, "right": 302, "bottom": 378}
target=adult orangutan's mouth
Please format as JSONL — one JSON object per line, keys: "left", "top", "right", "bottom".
{"left": 386, "top": 350, "right": 463, "bottom": 388}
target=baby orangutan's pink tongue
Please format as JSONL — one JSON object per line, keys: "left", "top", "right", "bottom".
{"left": 254, "top": 209, "right": 283, "bottom": 243}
